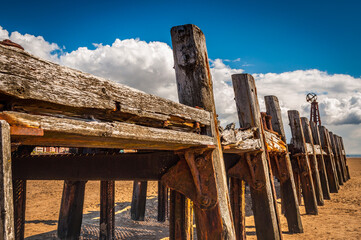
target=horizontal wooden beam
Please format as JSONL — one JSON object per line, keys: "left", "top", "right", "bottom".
{"left": 0, "top": 111, "right": 214, "bottom": 150}
{"left": 12, "top": 152, "right": 179, "bottom": 180}
{"left": 221, "top": 127, "right": 286, "bottom": 154}
{"left": 12, "top": 152, "right": 246, "bottom": 181}
{"left": 0, "top": 45, "right": 211, "bottom": 129}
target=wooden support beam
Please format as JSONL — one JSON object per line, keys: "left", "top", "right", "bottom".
{"left": 338, "top": 137, "right": 351, "bottom": 180}
{"left": 231, "top": 74, "right": 281, "bottom": 240}
{"left": 0, "top": 111, "right": 215, "bottom": 151}
{"left": 300, "top": 118, "right": 324, "bottom": 206}
{"left": 169, "top": 190, "right": 193, "bottom": 240}
{"left": 264, "top": 95, "right": 303, "bottom": 233}
{"left": 170, "top": 24, "right": 235, "bottom": 239}
{"left": 334, "top": 135, "right": 348, "bottom": 182}
{"left": 100, "top": 180, "right": 115, "bottom": 240}
{"left": 229, "top": 178, "right": 246, "bottom": 240}
{"left": 13, "top": 180, "right": 26, "bottom": 240}
{"left": 288, "top": 111, "right": 318, "bottom": 215}
{"left": 158, "top": 182, "right": 168, "bottom": 222}
{"left": 12, "top": 151, "right": 178, "bottom": 181}
{"left": 0, "top": 120, "right": 15, "bottom": 240}
{"left": 310, "top": 122, "right": 331, "bottom": 200}
{"left": 329, "top": 132, "right": 344, "bottom": 185}
{"left": 57, "top": 180, "right": 86, "bottom": 240}
{"left": 11, "top": 146, "right": 33, "bottom": 240}
{"left": 131, "top": 181, "right": 148, "bottom": 221}
{"left": 319, "top": 126, "right": 339, "bottom": 192}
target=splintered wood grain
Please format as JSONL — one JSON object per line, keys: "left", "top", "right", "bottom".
{"left": 0, "top": 45, "right": 211, "bottom": 127}
{"left": 0, "top": 120, "right": 15, "bottom": 239}
{"left": 0, "top": 111, "right": 214, "bottom": 150}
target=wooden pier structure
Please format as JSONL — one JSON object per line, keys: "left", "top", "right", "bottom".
{"left": 0, "top": 24, "right": 351, "bottom": 240}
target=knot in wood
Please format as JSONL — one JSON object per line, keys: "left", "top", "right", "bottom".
{"left": 16, "top": 87, "right": 25, "bottom": 95}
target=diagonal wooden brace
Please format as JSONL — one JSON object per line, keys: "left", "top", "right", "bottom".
{"left": 162, "top": 148, "right": 218, "bottom": 209}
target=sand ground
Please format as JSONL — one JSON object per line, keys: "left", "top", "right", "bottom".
{"left": 24, "top": 158, "right": 361, "bottom": 239}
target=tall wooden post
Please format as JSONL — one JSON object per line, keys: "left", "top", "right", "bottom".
{"left": 100, "top": 181, "right": 115, "bottom": 240}
{"left": 229, "top": 178, "right": 246, "bottom": 239}
{"left": 232, "top": 74, "right": 281, "bottom": 240}
{"left": 338, "top": 137, "right": 351, "bottom": 180}
{"left": 131, "top": 181, "right": 148, "bottom": 221}
{"left": 319, "top": 127, "right": 339, "bottom": 192}
{"left": 329, "top": 132, "right": 344, "bottom": 185}
{"left": 265, "top": 95, "right": 303, "bottom": 233}
{"left": 310, "top": 122, "right": 330, "bottom": 200}
{"left": 300, "top": 118, "right": 324, "bottom": 206}
{"left": 0, "top": 120, "right": 15, "bottom": 240}
{"left": 158, "top": 182, "right": 168, "bottom": 222}
{"left": 171, "top": 24, "right": 235, "bottom": 240}
{"left": 13, "top": 180, "right": 26, "bottom": 240}
{"left": 288, "top": 111, "right": 318, "bottom": 215}
{"left": 58, "top": 180, "right": 86, "bottom": 240}
{"left": 334, "top": 135, "right": 348, "bottom": 182}
{"left": 169, "top": 190, "right": 193, "bottom": 240}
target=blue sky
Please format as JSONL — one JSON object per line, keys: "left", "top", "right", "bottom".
{"left": 1, "top": 0, "right": 360, "bottom": 153}
{"left": 1, "top": 0, "right": 360, "bottom": 77}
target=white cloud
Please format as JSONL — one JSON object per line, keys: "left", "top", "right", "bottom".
{"left": 1, "top": 25, "right": 360, "bottom": 153}
{"left": 9, "top": 31, "right": 61, "bottom": 62}
{"left": 253, "top": 70, "right": 361, "bottom": 126}
{"left": 59, "top": 39, "right": 177, "bottom": 101}
{"left": 0, "top": 26, "right": 9, "bottom": 39}
{"left": 210, "top": 59, "right": 242, "bottom": 125}
{"left": 0, "top": 26, "right": 61, "bottom": 62}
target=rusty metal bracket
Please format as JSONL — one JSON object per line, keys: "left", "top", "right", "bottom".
{"left": 161, "top": 147, "right": 218, "bottom": 209}
{"left": 228, "top": 152, "right": 265, "bottom": 190}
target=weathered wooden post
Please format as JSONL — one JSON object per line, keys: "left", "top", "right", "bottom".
{"left": 58, "top": 180, "right": 86, "bottom": 240}
{"left": 100, "top": 181, "right": 115, "bottom": 240}
{"left": 310, "top": 121, "right": 330, "bottom": 200}
{"left": 338, "top": 136, "right": 351, "bottom": 180}
{"left": 169, "top": 191, "right": 193, "bottom": 240}
{"left": 229, "top": 177, "right": 246, "bottom": 240}
{"left": 13, "top": 180, "right": 26, "bottom": 240}
{"left": 329, "top": 132, "right": 344, "bottom": 185}
{"left": 130, "top": 181, "right": 148, "bottom": 221}
{"left": 158, "top": 182, "right": 168, "bottom": 222}
{"left": 319, "top": 127, "right": 339, "bottom": 192}
{"left": 11, "top": 146, "right": 33, "bottom": 240}
{"left": 334, "top": 135, "right": 348, "bottom": 182}
{"left": 265, "top": 95, "right": 303, "bottom": 233}
{"left": 0, "top": 120, "right": 15, "bottom": 240}
{"left": 230, "top": 74, "right": 281, "bottom": 240}
{"left": 169, "top": 24, "right": 235, "bottom": 239}
{"left": 288, "top": 111, "right": 318, "bottom": 215}
{"left": 300, "top": 117, "right": 324, "bottom": 206}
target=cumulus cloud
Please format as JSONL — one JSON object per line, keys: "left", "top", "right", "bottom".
{"left": 59, "top": 39, "right": 177, "bottom": 101}
{"left": 210, "top": 59, "right": 243, "bottom": 125}
{"left": 0, "top": 26, "right": 61, "bottom": 62}
{"left": 253, "top": 70, "right": 361, "bottom": 126}
{"left": 0, "top": 26, "right": 9, "bottom": 39}
{"left": 1, "top": 25, "right": 360, "bottom": 153}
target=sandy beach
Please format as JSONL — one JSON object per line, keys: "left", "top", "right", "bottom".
{"left": 24, "top": 158, "right": 361, "bottom": 239}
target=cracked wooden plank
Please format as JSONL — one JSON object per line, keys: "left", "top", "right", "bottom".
{"left": 0, "top": 111, "right": 214, "bottom": 150}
